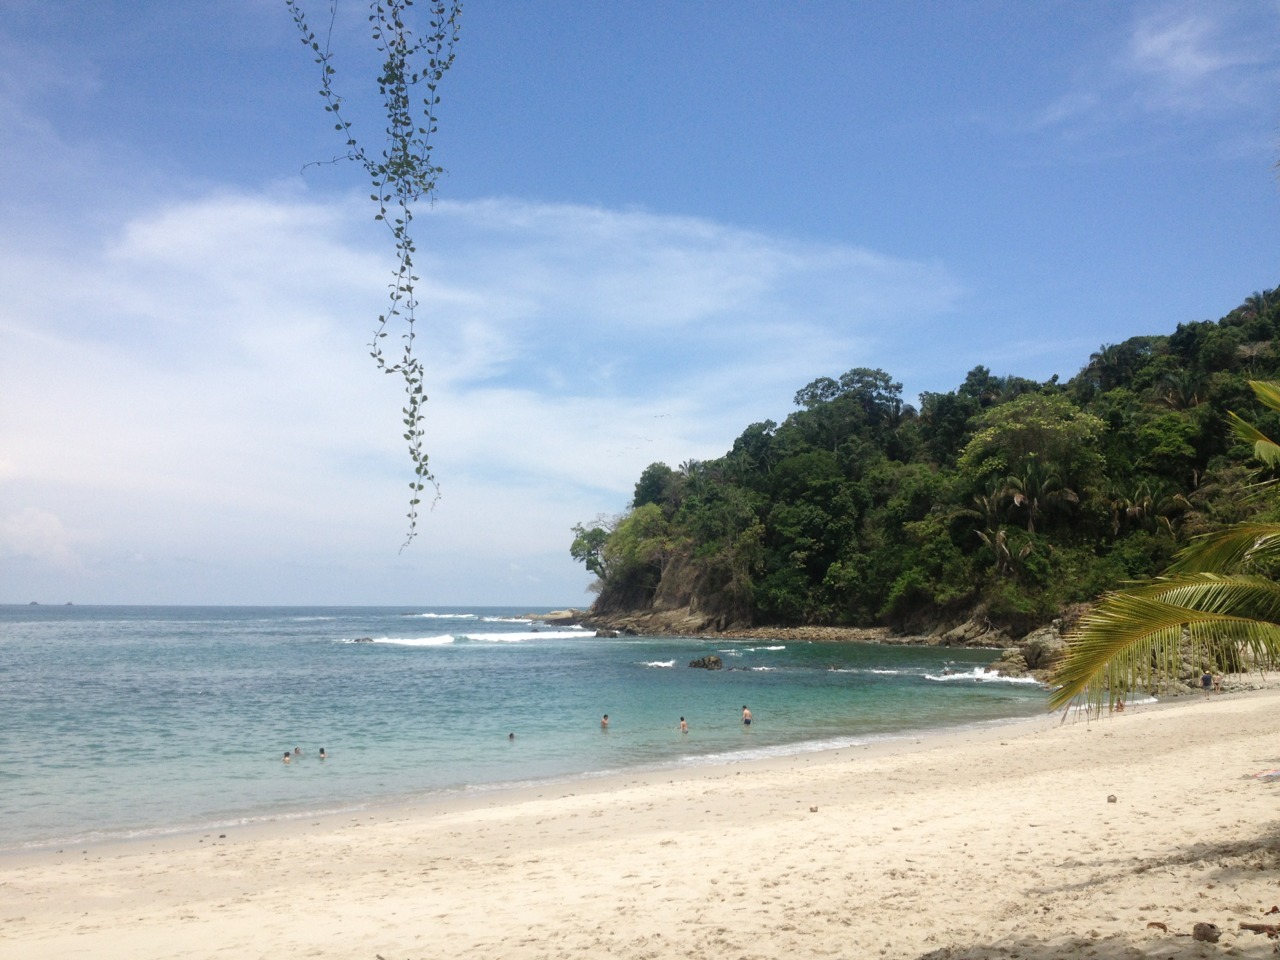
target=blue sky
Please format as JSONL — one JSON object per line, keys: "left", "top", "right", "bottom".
{"left": 1, "top": 1, "right": 1278, "bottom": 606}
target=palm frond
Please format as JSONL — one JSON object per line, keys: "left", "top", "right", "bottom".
{"left": 1122, "top": 573, "right": 1280, "bottom": 620}
{"left": 1227, "top": 412, "right": 1280, "bottom": 467}
{"left": 1246, "top": 379, "right": 1280, "bottom": 414}
{"left": 1168, "top": 523, "right": 1280, "bottom": 574}
{"left": 1048, "top": 588, "right": 1280, "bottom": 711}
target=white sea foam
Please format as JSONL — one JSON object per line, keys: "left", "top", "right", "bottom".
{"left": 749, "top": 666, "right": 777, "bottom": 672}
{"left": 675, "top": 735, "right": 879, "bottom": 765}
{"left": 407, "top": 613, "right": 477, "bottom": 620}
{"left": 352, "top": 634, "right": 455, "bottom": 646}
{"left": 642, "top": 660, "right": 676, "bottom": 668}
{"left": 459, "top": 630, "right": 587, "bottom": 643}
{"left": 924, "top": 666, "right": 1041, "bottom": 685}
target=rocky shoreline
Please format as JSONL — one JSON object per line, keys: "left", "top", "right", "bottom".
{"left": 529, "top": 606, "right": 1280, "bottom": 697}
{"left": 531, "top": 608, "right": 898, "bottom": 643}
{"left": 531, "top": 606, "right": 1037, "bottom": 647}
{"left": 531, "top": 606, "right": 1061, "bottom": 677}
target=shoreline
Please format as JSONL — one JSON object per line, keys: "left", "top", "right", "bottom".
{"left": 8, "top": 689, "right": 1280, "bottom": 958}
{"left": 0, "top": 704, "right": 1051, "bottom": 860}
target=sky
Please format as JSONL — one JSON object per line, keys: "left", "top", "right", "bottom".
{"left": 1, "top": 1, "right": 1278, "bottom": 606}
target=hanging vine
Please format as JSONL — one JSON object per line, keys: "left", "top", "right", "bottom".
{"left": 286, "top": 0, "right": 462, "bottom": 547}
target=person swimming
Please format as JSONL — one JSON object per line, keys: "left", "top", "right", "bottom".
{"left": 318, "top": 747, "right": 327, "bottom": 759}
{"left": 282, "top": 751, "right": 291, "bottom": 764}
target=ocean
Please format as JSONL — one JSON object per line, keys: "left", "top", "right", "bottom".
{"left": 0, "top": 605, "right": 1048, "bottom": 852}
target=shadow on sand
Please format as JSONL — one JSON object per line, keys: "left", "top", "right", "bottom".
{"left": 913, "top": 825, "right": 1280, "bottom": 959}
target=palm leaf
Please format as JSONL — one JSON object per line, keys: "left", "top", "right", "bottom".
{"left": 1123, "top": 572, "right": 1280, "bottom": 619}
{"left": 1048, "top": 581, "right": 1280, "bottom": 711}
{"left": 1228, "top": 380, "right": 1280, "bottom": 465}
{"left": 1168, "top": 522, "right": 1280, "bottom": 574}
{"left": 1246, "top": 379, "right": 1280, "bottom": 414}
{"left": 1227, "top": 412, "right": 1280, "bottom": 467}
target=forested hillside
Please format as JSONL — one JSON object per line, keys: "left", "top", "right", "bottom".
{"left": 571, "top": 287, "right": 1280, "bottom": 637}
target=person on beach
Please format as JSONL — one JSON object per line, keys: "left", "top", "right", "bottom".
{"left": 679, "top": 717, "right": 688, "bottom": 734}
{"left": 601, "top": 714, "right": 609, "bottom": 730}
{"left": 1214, "top": 673, "right": 1224, "bottom": 694}
{"left": 1201, "top": 670, "right": 1213, "bottom": 698}
{"left": 742, "top": 705, "right": 752, "bottom": 726}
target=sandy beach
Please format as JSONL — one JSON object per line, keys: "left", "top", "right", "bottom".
{"left": 5, "top": 691, "right": 1280, "bottom": 960}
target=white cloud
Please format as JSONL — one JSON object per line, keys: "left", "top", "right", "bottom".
{"left": 0, "top": 189, "right": 961, "bottom": 603}
{"left": 1035, "top": 4, "right": 1280, "bottom": 131}
{"left": 1131, "top": 13, "right": 1234, "bottom": 83}
{"left": 1126, "top": 9, "right": 1272, "bottom": 111}
{"left": 0, "top": 507, "right": 81, "bottom": 574}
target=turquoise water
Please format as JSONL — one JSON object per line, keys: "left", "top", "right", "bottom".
{"left": 0, "top": 605, "right": 1047, "bottom": 851}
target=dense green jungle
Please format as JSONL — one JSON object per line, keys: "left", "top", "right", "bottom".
{"left": 570, "top": 286, "right": 1280, "bottom": 638}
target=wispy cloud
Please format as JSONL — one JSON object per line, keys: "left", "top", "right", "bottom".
{"left": 1035, "top": 4, "right": 1280, "bottom": 132}
{"left": 413, "top": 199, "right": 961, "bottom": 396}
{"left": 1126, "top": 9, "right": 1272, "bottom": 111}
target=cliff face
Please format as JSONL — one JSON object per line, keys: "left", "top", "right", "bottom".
{"left": 585, "top": 606, "right": 736, "bottom": 637}
{"left": 591, "top": 554, "right": 755, "bottom": 633}
{"left": 587, "top": 562, "right": 1049, "bottom": 643}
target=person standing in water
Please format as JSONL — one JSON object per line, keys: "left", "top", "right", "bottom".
{"left": 601, "top": 714, "right": 609, "bottom": 730}
{"left": 679, "top": 717, "right": 688, "bottom": 734}
{"left": 742, "top": 705, "right": 752, "bottom": 726}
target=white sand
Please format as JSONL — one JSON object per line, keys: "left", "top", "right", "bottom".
{"left": 5, "top": 690, "right": 1280, "bottom": 959}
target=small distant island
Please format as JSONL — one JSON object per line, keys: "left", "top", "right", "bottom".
{"left": 568, "top": 285, "right": 1280, "bottom": 687}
